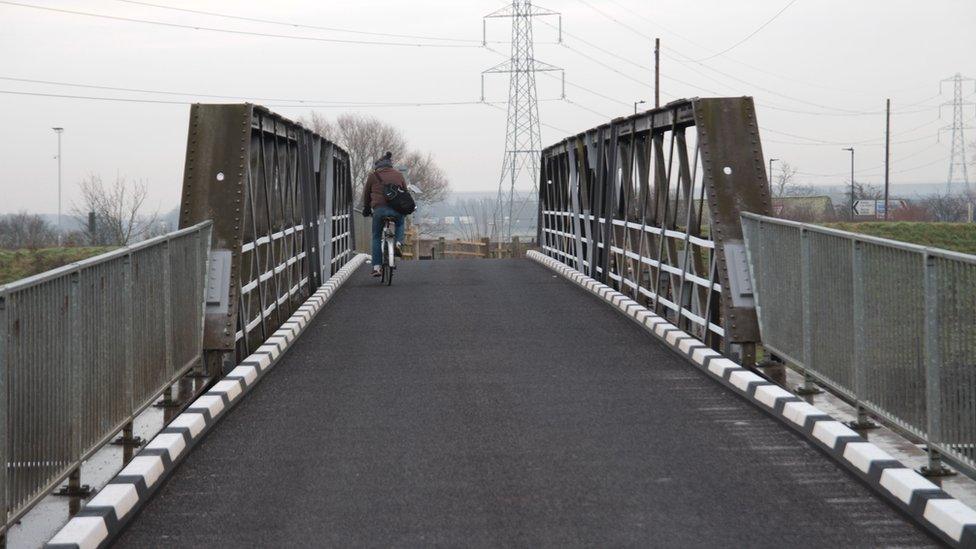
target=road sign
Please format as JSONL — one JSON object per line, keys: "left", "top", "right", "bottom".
{"left": 854, "top": 200, "right": 876, "bottom": 216}
{"left": 854, "top": 199, "right": 907, "bottom": 218}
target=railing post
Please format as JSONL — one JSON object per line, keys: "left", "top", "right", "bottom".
{"left": 796, "top": 228, "right": 821, "bottom": 395}
{"left": 194, "top": 228, "right": 209, "bottom": 377}
{"left": 162, "top": 239, "right": 174, "bottom": 384}
{"left": 481, "top": 237, "right": 491, "bottom": 259}
{"left": 123, "top": 253, "right": 135, "bottom": 420}
{"left": 0, "top": 291, "right": 7, "bottom": 534}
{"left": 57, "top": 270, "right": 91, "bottom": 511}
{"left": 114, "top": 250, "right": 143, "bottom": 462}
{"left": 152, "top": 238, "right": 183, "bottom": 413}
{"left": 921, "top": 252, "right": 954, "bottom": 477}
{"left": 849, "top": 240, "right": 877, "bottom": 430}
{"left": 69, "top": 270, "right": 82, "bottom": 464}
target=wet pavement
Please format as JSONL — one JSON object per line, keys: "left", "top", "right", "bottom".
{"left": 114, "top": 259, "right": 936, "bottom": 548}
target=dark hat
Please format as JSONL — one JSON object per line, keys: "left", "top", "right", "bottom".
{"left": 374, "top": 151, "right": 394, "bottom": 168}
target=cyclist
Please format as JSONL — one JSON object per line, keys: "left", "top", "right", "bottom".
{"left": 361, "top": 151, "right": 407, "bottom": 277}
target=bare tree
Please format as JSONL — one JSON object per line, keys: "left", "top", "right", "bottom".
{"left": 72, "top": 174, "right": 159, "bottom": 246}
{"left": 772, "top": 162, "right": 797, "bottom": 197}
{"left": 455, "top": 198, "right": 495, "bottom": 241}
{"left": 922, "top": 189, "right": 968, "bottom": 222}
{"left": 771, "top": 163, "right": 818, "bottom": 198}
{"left": 301, "top": 112, "right": 451, "bottom": 207}
{"left": 303, "top": 111, "right": 332, "bottom": 138}
{"left": 401, "top": 151, "right": 450, "bottom": 205}
{"left": 301, "top": 112, "right": 407, "bottom": 201}
{"left": 0, "top": 211, "right": 57, "bottom": 249}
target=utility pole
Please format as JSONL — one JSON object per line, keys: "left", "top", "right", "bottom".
{"left": 52, "top": 127, "right": 64, "bottom": 245}
{"left": 843, "top": 147, "right": 855, "bottom": 220}
{"left": 483, "top": 1, "right": 563, "bottom": 242}
{"left": 768, "top": 158, "right": 779, "bottom": 189}
{"left": 883, "top": 98, "right": 891, "bottom": 221}
{"left": 654, "top": 38, "right": 661, "bottom": 108}
{"left": 940, "top": 73, "right": 976, "bottom": 194}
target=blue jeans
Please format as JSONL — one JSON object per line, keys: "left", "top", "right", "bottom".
{"left": 371, "top": 206, "right": 405, "bottom": 266}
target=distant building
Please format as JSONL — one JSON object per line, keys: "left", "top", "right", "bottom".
{"left": 772, "top": 195, "right": 837, "bottom": 221}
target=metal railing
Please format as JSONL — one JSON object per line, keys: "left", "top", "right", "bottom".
{"left": 0, "top": 221, "right": 212, "bottom": 533}
{"left": 540, "top": 98, "right": 773, "bottom": 355}
{"left": 741, "top": 212, "right": 976, "bottom": 478}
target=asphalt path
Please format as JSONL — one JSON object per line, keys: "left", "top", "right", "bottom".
{"left": 116, "top": 259, "right": 935, "bottom": 548}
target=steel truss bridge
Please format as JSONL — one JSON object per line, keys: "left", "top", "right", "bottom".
{"left": 0, "top": 99, "right": 974, "bottom": 548}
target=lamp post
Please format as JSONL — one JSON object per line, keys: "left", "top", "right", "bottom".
{"left": 768, "top": 158, "right": 779, "bottom": 188}
{"left": 634, "top": 99, "right": 646, "bottom": 115}
{"left": 52, "top": 127, "right": 64, "bottom": 245}
{"left": 842, "top": 147, "right": 855, "bottom": 220}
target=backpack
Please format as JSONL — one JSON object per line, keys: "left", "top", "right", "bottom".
{"left": 378, "top": 172, "right": 416, "bottom": 215}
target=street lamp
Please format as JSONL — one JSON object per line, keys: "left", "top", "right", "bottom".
{"left": 634, "top": 99, "right": 646, "bottom": 115}
{"left": 768, "top": 158, "right": 779, "bottom": 188}
{"left": 52, "top": 127, "right": 64, "bottom": 245}
{"left": 842, "top": 147, "right": 855, "bottom": 221}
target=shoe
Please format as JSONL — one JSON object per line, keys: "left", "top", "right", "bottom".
{"left": 371, "top": 267, "right": 382, "bottom": 277}
{"left": 394, "top": 243, "right": 403, "bottom": 258}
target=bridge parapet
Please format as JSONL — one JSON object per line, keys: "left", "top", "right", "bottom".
{"left": 179, "top": 104, "right": 355, "bottom": 373}
{"left": 0, "top": 221, "right": 212, "bottom": 536}
{"left": 741, "top": 212, "right": 976, "bottom": 480}
{"left": 539, "top": 97, "right": 772, "bottom": 361}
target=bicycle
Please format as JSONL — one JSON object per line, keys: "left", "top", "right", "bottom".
{"left": 379, "top": 215, "right": 397, "bottom": 285}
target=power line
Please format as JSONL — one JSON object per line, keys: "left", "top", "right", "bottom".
{"left": 0, "top": 1, "right": 482, "bottom": 48}
{"left": 560, "top": 43, "right": 655, "bottom": 91}
{"left": 544, "top": 21, "right": 944, "bottom": 150}
{"left": 113, "top": 0, "right": 487, "bottom": 44}
{"left": 586, "top": 0, "right": 929, "bottom": 98}
{"left": 543, "top": 8, "right": 937, "bottom": 119}
{"left": 761, "top": 121, "right": 940, "bottom": 147}
{"left": 574, "top": 0, "right": 651, "bottom": 42}
{"left": 537, "top": 19, "right": 647, "bottom": 72}
{"left": 0, "top": 75, "right": 545, "bottom": 106}
{"left": 563, "top": 98, "right": 612, "bottom": 119}
{"left": 0, "top": 88, "right": 190, "bottom": 105}
{"left": 795, "top": 156, "right": 949, "bottom": 179}
{"left": 693, "top": 0, "right": 801, "bottom": 61}
{"left": 486, "top": 45, "right": 631, "bottom": 108}
{"left": 0, "top": 88, "right": 530, "bottom": 110}
{"left": 483, "top": 101, "right": 571, "bottom": 134}
{"left": 571, "top": 0, "right": 934, "bottom": 112}
{"left": 793, "top": 143, "right": 941, "bottom": 177}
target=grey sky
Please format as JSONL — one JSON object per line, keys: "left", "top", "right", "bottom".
{"left": 1, "top": 0, "right": 974, "bottom": 214}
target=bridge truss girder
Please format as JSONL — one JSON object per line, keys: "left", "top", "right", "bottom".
{"left": 539, "top": 97, "right": 772, "bottom": 358}
{"left": 179, "top": 104, "right": 355, "bottom": 372}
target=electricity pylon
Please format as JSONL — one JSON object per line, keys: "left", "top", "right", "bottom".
{"left": 483, "top": 1, "right": 563, "bottom": 242}
{"left": 941, "top": 73, "right": 976, "bottom": 192}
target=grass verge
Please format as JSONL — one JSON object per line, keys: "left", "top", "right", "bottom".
{"left": 822, "top": 222, "right": 976, "bottom": 255}
{"left": 0, "top": 247, "right": 116, "bottom": 285}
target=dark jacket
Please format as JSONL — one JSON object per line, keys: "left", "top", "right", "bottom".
{"left": 362, "top": 166, "right": 407, "bottom": 209}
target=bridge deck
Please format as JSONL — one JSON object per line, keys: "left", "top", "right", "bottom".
{"left": 116, "top": 259, "right": 933, "bottom": 547}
